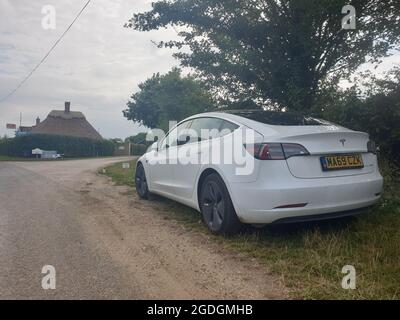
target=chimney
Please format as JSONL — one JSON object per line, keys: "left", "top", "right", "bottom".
{"left": 65, "top": 101, "right": 71, "bottom": 113}
{"left": 36, "top": 117, "right": 40, "bottom": 126}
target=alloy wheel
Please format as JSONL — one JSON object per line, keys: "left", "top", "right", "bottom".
{"left": 135, "top": 164, "right": 148, "bottom": 198}
{"left": 201, "top": 181, "right": 225, "bottom": 231}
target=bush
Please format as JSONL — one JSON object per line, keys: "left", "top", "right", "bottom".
{"left": 125, "top": 132, "right": 149, "bottom": 144}
{"left": 130, "top": 143, "right": 148, "bottom": 156}
{"left": 0, "top": 134, "right": 114, "bottom": 158}
{"left": 322, "top": 94, "right": 400, "bottom": 164}
{"left": 318, "top": 69, "right": 400, "bottom": 165}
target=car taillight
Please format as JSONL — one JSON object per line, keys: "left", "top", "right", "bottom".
{"left": 367, "top": 140, "right": 377, "bottom": 154}
{"left": 244, "top": 143, "right": 309, "bottom": 160}
{"left": 281, "top": 143, "right": 309, "bottom": 158}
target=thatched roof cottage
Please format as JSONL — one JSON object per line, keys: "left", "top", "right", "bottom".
{"left": 30, "top": 102, "right": 102, "bottom": 140}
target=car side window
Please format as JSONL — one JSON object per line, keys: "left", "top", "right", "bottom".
{"left": 189, "top": 117, "right": 224, "bottom": 142}
{"left": 171, "top": 120, "right": 192, "bottom": 147}
{"left": 159, "top": 121, "right": 192, "bottom": 150}
{"left": 158, "top": 129, "right": 174, "bottom": 150}
{"left": 219, "top": 120, "right": 239, "bottom": 136}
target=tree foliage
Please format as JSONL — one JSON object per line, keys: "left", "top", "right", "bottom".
{"left": 123, "top": 68, "right": 214, "bottom": 130}
{"left": 125, "top": 132, "right": 148, "bottom": 144}
{"left": 127, "top": 0, "right": 400, "bottom": 111}
{"left": 131, "top": 143, "right": 148, "bottom": 156}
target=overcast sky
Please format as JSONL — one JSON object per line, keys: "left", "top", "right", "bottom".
{"left": 0, "top": 0, "right": 399, "bottom": 139}
{"left": 0, "top": 0, "right": 179, "bottom": 139}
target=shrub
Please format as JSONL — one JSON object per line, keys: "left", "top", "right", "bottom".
{"left": 130, "top": 143, "right": 148, "bottom": 156}
{"left": 322, "top": 92, "right": 400, "bottom": 164}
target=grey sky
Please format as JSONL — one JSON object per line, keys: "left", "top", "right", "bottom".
{"left": 0, "top": 0, "right": 399, "bottom": 139}
{"left": 0, "top": 0, "right": 179, "bottom": 139}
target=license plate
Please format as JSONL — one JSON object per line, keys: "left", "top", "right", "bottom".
{"left": 320, "top": 154, "right": 364, "bottom": 171}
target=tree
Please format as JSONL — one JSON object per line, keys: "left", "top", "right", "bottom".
{"left": 126, "top": 0, "right": 400, "bottom": 112}
{"left": 123, "top": 68, "right": 215, "bottom": 130}
{"left": 109, "top": 138, "right": 124, "bottom": 145}
{"left": 125, "top": 132, "right": 148, "bottom": 144}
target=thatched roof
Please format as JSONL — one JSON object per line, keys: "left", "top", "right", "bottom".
{"left": 48, "top": 110, "right": 85, "bottom": 119}
{"left": 31, "top": 102, "right": 103, "bottom": 140}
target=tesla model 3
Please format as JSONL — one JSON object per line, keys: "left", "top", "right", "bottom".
{"left": 135, "top": 110, "right": 383, "bottom": 235}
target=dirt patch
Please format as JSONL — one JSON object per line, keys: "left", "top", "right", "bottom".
{"left": 13, "top": 158, "right": 287, "bottom": 299}
{"left": 75, "top": 170, "right": 288, "bottom": 299}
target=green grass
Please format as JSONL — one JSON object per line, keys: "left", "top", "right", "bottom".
{"left": 101, "top": 159, "right": 400, "bottom": 299}
{"left": 99, "top": 160, "right": 137, "bottom": 187}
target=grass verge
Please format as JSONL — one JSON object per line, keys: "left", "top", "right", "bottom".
{"left": 101, "top": 159, "right": 400, "bottom": 299}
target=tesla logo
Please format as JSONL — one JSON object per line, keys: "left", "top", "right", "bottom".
{"left": 340, "top": 139, "right": 346, "bottom": 146}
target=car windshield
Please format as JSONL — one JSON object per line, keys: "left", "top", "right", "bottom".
{"left": 224, "top": 110, "right": 333, "bottom": 126}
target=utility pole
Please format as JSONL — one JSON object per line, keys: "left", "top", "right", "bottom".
{"left": 17, "top": 112, "right": 22, "bottom": 137}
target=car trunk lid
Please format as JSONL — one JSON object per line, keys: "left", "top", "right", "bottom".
{"left": 249, "top": 123, "right": 375, "bottom": 178}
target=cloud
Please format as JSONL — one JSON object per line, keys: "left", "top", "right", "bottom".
{"left": 0, "top": 0, "right": 179, "bottom": 138}
{"left": 0, "top": 0, "right": 399, "bottom": 139}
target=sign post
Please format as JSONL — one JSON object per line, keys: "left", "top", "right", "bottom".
{"left": 6, "top": 123, "right": 16, "bottom": 130}
{"left": 6, "top": 123, "right": 17, "bottom": 137}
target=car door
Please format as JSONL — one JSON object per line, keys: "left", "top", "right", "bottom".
{"left": 147, "top": 121, "right": 191, "bottom": 195}
{"left": 172, "top": 117, "right": 224, "bottom": 199}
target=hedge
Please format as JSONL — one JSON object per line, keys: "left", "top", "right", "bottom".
{"left": 0, "top": 134, "right": 114, "bottom": 158}
{"left": 130, "top": 143, "right": 148, "bottom": 156}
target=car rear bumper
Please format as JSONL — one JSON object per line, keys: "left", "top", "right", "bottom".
{"left": 229, "top": 167, "right": 383, "bottom": 224}
{"left": 270, "top": 207, "right": 371, "bottom": 224}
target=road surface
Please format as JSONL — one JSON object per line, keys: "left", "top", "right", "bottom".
{"left": 0, "top": 157, "right": 285, "bottom": 299}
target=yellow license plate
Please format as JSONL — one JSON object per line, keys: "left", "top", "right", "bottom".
{"left": 320, "top": 154, "right": 364, "bottom": 171}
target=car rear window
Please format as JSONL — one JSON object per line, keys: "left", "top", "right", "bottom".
{"left": 224, "top": 110, "right": 332, "bottom": 126}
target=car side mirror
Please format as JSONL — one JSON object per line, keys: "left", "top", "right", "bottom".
{"left": 177, "top": 135, "right": 190, "bottom": 146}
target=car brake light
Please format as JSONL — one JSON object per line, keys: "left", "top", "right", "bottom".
{"left": 244, "top": 143, "right": 284, "bottom": 160}
{"left": 281, "top": 143, "right": 310, "bottom": 158}
{"left": 244, "top": 143, "right": 309, "bottom": 160}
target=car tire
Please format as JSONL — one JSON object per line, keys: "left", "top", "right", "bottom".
{"left": 135, "top": 163, "right": 149, "bottom": 199}
{"left": 199, "top": 173, "right": 243, "bottom": 235}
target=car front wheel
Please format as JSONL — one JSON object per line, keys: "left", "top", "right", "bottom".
{"left": 199, "top": 173, "right": 242, "bottom": 235}
{"left": 135, "top": 163, "right": 149, "bottom": 199}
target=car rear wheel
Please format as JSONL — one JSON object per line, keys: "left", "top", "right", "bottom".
{"left": 135, "top": 163, "right": 149, "bottom": 199}
{"left": 200, "top": 173, "right": 242, "bottom": 235}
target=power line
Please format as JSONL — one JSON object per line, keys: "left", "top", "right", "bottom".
{"left": 0, "top": 0, "right": 92, "bottom": 103}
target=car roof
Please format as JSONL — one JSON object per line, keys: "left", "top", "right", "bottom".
{"left": 184, "top": 111, "right": 250, "bottom": 125}
{"left": 183, "top": 110, "right": 268, "bottom": 130}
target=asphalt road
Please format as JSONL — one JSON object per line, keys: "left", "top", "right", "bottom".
{"left": 0, "top": 157, "right": 285, "bottom": 299}
{"left": 0, "top": 157, "right": 140, "bottom": 299}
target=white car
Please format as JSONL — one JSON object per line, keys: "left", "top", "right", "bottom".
{"left": 135, "top": 110, "right": 383, "bottom": 235}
